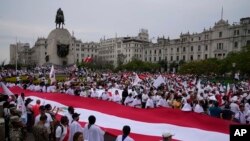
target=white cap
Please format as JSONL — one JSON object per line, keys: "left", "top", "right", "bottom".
{"left": 162, "top": 132, "right": 174, "bottom": 138}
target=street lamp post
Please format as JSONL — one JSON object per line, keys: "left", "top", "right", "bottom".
{"left": 232, "top": 62, "right": 236, "bottom": 80}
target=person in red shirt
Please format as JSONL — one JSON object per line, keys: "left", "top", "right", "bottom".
{"left": 32, "top": 99, "right": 41, "bottom": 117}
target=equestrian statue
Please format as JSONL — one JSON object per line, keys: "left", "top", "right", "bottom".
{"left": 55, "top": 8, "right": 65, "bottom": 29}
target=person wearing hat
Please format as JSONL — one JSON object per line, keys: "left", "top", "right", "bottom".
{"left": 116, "top": 125, "right": 134, "bottom": 141}
{"left": 83, "top": 115, "right": 105, "bottom": 141}
{"left": 69, "top": 113, "right": 82, "bottom": 141}
{"left": 160, "top": 132, "right": 174, "bottom": 141}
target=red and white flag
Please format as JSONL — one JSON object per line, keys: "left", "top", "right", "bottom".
{"left": 2, "top": 86, "right": 231, "bottom": 141}
{"left": 83, "top": 57, "right": 93, "bottom": 63}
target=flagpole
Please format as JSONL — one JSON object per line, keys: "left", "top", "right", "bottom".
{"left": 15, "top": 37, "right": 18, "bottom": 72}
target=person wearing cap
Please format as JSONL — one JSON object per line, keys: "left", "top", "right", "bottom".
{"left": 69, "top": 113, "right": 82, "bottom": 141}
{"left": 83, "top": 115, "right": 105, "bottom": 141}
{"left": 160, "top": 132, "right": 174, "bottom": 141}
{"left": 116, "top": 125, "right": 134, "bottom": 141}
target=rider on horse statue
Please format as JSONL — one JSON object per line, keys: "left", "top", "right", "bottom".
{"left": 55, "top": 8, "right": 65, "bottom": 29}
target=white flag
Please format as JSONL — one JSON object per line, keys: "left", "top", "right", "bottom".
{"left": 49, "top": 65, "right": 56, "bottom": 84}
{"left": 133, "top": 74, "right": 142, "bottom": 86}
{"left": 153, "top": 75, "right": 166, "bottom": 88}
{"left": 1, "top": 82, "right": 14, "bottom": 96}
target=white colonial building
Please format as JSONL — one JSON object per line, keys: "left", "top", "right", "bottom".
{"left": 143, "top": 17, "right": 250, "bottom": 65}
{"left": 10, "top": 17, "right": 250, "bottom": 67}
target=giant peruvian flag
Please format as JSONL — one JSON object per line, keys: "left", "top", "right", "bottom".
{"left": 1, "top": 86, "right": 232, "bottom": 141}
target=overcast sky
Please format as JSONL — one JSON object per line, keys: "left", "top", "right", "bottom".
{"left": 0, "top": 0, "right": 249, "bottom": 63}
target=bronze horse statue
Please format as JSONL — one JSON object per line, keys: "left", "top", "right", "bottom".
{"left": 55, "top": 8, "right": 64, "bottom": 29}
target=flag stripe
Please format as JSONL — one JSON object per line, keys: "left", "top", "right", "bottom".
{"left": 1, "top": 86, "right": 231, "bottom": 141}
{"left": 27, "top": 95, "right": 228, "bottom": 141}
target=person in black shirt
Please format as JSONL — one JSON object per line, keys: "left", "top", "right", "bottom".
{"left": 122, "top": 87, "right": 128, "bottom": 105}
{"left": 220, "top": 104, "right": 234, "bottom": 121}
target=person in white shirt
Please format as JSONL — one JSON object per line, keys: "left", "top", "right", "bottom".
{"left": 193, "top": 101, "right": 204, "bottom": 113}
{"left": 157, "top": 94, "right": 169, "bottom": 108}
{"left": 141, "top": 92, "right": 149, "bottom": 108}
{"left": 80, "top": 90, "right": 88, "bottom": 97}
{"left": 34, "top": 106, "right": 53, "bottom": 134}
{"left": 131, "top": 95, "right": 142, "bottom": 108}
{"left": 69, "top": 113, "right": 83, "bottom": 141}
{"left": 55, "top": 116, "right": 70, "bottom": 141}
{"left": 235, "top": 105, "right": 247, "bottom": 124}
{"left": 181, "top": 100, "right": 192, "bottom": 112}
{"left": 124, "top": 94, "right": 134, "bottom": 107}
{"left": 83, "top": 115, "right": 105, "bottom": 141}
{"left": 116, "top": 125, "right": 134, "bottom": 141}
{"left": 91, "top": 88, "right": 99, "bottom": 98}
{"left": 146, "top": 94, "right": 154, "bottom": 109}
{"left": 131, "top": 88, "right": 138, "bottom": 98}
{"left": 112, "top": 90, "right": 121, "bottom": 104}
{"left": 66, "top": 87, "right": 74, "bottom": 95}
{"left": 230, "top": 101, "right": 240, "bottom": 114}
{"left": 100, "top": 89, "right": 110, "bottom": 101}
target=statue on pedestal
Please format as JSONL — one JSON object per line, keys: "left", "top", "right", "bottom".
{"left": 55, "top": 8, "right": 65, "bottom": 29}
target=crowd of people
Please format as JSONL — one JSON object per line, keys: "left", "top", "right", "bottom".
{"left": 1, "top": 68, "right": 250, "bottom": 141}
{"left": 0, "top": 92, "right": 135, "bottom": 141}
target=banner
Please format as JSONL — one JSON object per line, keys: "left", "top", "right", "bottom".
{"left": 1, "top": 86, "right": 231, "bottom": 141}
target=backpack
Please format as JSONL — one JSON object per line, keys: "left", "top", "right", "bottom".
{"left": 53, "top": 120, "right": 64, "bottom": 140}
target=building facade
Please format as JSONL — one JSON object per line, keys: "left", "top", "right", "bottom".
{"left": 143, "top": 17, "right": 250, "bottom": 65}
{"left": 9, "top": 17, "right": 250, "bottom": 67}
{"left": 9, "top": 42, "right": 31, "bottom": 65}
